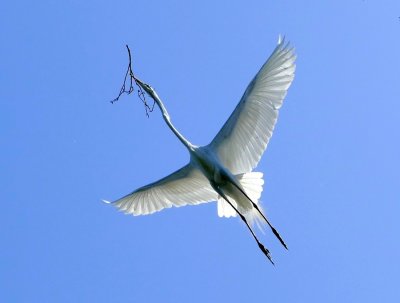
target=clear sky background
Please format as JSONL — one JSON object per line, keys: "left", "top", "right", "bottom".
{"left": 1, "top": 1, "right": 399, "bottom": 302}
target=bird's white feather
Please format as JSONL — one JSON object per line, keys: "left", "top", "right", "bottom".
{"left": 217, "top": 172, "right": 264, "bottom": 218}
{"left": 209, "top": 38, "right": 296, "bottom": 174}
{"left": 217, "top": 196, "right": 237, "bottom": 218}
{"left": 110, "top": 164, "right": 217, "bottom": 215}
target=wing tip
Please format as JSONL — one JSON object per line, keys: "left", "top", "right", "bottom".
{"left": 102, "top": 199, "right": 112, "bottom": 204}
{"left": 277, "top": 34, "right": 284, "bottom": 45}
{"left": 277, "top": 34, "right": 295, "bottom": 53}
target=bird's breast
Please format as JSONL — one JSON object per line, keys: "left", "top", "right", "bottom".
{"left": 190, "top": 147, "right": 231, "bottom": 186}
{"left": 191, "top": 148, "right": 216, "bottom": 179}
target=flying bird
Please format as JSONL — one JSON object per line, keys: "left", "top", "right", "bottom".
{"left": 105, "top": 37, "right": 296, "bottom": 264}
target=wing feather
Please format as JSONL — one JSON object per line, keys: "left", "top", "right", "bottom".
{"left": 209, "top": 37, "right": 296, "bottom": 174}
{"left": 108, "top": 164, "right": 217, "bottom": 215}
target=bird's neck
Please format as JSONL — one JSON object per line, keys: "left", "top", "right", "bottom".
{"left": 152, "top": 92, "right": 194, "bottom": 152}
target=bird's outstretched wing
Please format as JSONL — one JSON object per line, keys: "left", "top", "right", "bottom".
{"left": 209, "top": 37, "right": 296, "bottom": 174}
{"left": 105, "top": 164, "right": 217, "bottom": 215}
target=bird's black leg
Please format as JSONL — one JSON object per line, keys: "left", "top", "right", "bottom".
{"left": 231, "top": 182, "right": 288, "bottom": 250}
{"left": 215, "top": 187, "right": 275, "bottom": 265}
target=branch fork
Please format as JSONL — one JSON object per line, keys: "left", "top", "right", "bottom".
{"left": 111, "top": 45, "right": 155, "bottom": 117}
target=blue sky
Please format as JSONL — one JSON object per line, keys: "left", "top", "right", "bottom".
{"left": 1, "top": 1, "right": 399, "bottom": 302}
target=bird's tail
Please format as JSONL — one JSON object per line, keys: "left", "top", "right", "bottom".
{"left": 238, "top": 172, "right": 266, "bottom": 231}
{"left": 217, "top": 171, "right": 288, "bottom": 249}
{"left": 217, "top": 172, "right": 265, "bottom": 230}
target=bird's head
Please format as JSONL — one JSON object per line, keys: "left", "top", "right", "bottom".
{"left": 135, "top": 78, "right": 155, "bottom": 97}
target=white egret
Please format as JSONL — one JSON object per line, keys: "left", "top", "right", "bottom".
{"left": 105, "top": 36, "right": 296, "bottom": 264}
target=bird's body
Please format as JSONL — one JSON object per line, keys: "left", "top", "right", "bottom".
{"left": 190, "top": 146, "right": 234, "bottom": 193}
{"left": 106, "top": 37, "right": 296, "bottom": 263}
{"left": 191, "top": 146, "right": 257, "bottom": 216}
{"left": 190, "top": 146, "right": 247, "bottom": 213}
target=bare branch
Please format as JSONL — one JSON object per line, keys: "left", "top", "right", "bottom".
{"left": 111, "top": 45, "right": 155, "bottom": 117}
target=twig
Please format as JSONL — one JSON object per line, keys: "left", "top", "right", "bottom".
{"left": 111, "top": 45, "right": 155, "bottom": 117}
